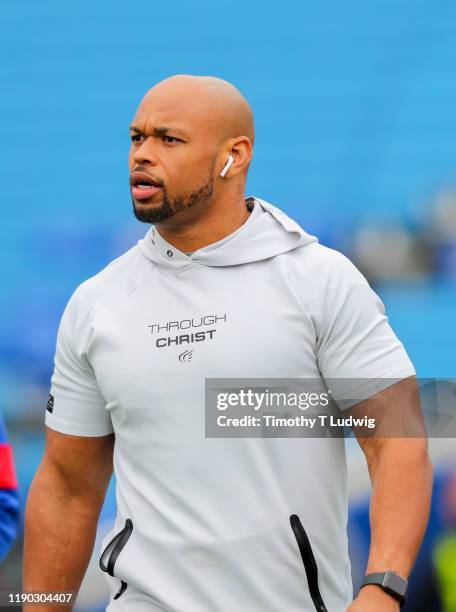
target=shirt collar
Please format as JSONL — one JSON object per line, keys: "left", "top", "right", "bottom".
{"left": 149, "top": 197, "right": 260, "bottom": 266}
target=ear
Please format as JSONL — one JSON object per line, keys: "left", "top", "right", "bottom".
{"left": 222, "top": 136, "right": 253, "bottom": 178}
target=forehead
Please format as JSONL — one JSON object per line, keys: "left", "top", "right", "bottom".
{"left": 132, "top": 88, "right": 221, "bottom": 137}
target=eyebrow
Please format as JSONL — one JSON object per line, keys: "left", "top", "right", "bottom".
{"left": 129, "top": 125, "right": 189, "bottom": 138}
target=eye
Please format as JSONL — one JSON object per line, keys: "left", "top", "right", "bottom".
{"left": 162, "top": 135, "right": 181, "bottom": 144}
{"left": 131, "top": 134, "right": 144, "bottom": 143}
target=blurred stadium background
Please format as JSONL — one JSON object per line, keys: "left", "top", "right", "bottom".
{"left": 1, "top": 1, "right": 455, "bottom": 610}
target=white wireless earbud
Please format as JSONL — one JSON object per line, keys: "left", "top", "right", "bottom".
{"left": 220, "top": 154, "right": 234, "bottom": 178}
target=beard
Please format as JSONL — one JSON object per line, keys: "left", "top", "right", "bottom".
{"left": 132, "top": 162, "right": 215, "bottom": 224}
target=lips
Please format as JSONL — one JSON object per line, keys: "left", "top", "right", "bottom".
{"left": 130, "top": 171, "right": 163, "bottom": 201}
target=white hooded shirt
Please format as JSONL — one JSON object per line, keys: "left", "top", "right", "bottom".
{"left": 45, "top": 197, "right": 415, "bottom": 611}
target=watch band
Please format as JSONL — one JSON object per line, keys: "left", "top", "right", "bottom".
{"left": 361, "top": 571, "right": 408, "bottom": 607}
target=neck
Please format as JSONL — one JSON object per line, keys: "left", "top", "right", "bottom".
{"left": 155, "top": 189, "right": 251, "bottom": 252}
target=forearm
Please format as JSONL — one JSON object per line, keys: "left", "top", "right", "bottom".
{"left": 23, "top": 464, "right": 104, "bottom": 611}
{"left": 366, "top": 438, "right": 432, "bottom": 577}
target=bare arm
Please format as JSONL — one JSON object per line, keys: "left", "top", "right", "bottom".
{"left": 23, "top": 427, "right": 114, "bottom": 611}
{"left": 347, "top": 377, "right": 433, "bottom": 611}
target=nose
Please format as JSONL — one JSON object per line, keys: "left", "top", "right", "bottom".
{"left": 131, "top": 137, "right": 159, "bottom": 166}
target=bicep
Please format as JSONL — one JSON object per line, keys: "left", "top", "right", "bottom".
{"left": 349, "top": 377, "right": 428, "bottom": 468}
{"left": 41, "top": 427, "right": 114, "bottom": 502}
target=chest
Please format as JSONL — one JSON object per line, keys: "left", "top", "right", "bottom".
{"left": 89, "top": 265, "right": 320, "bottom": 419}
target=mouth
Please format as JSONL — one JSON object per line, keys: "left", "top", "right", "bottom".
{"left": 130, "top": 171, "right": 163, "bottom": 201}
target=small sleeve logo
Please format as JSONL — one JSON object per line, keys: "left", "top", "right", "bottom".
{"left": 46, "top": 393, "right": 54, "bottom": 413}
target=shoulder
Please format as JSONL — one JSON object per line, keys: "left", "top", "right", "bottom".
{"left": 64, "top": 244, "right": 147, "bottom": 322}
{"left": 290, "top": 241, "right": 368, "bottom": 289}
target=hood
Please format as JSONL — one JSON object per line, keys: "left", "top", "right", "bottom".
{"left": 137, "top": 197, "right": 318, "bottom": 271}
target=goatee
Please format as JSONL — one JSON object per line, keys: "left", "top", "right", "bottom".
{"left": 132, "top": 170, "right": 215, "bottom": 225}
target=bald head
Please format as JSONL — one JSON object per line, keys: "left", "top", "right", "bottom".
{"left": 129, "top": 74, "right": 254, "bottom": 225}
{"left": 142, "top": 75, "right": 255, "bottom": 146}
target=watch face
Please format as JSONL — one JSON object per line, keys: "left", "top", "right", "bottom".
{"left": 383, "top": 572, "right": 408, "bottom": 597}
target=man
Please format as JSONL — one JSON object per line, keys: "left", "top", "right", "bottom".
{"left": 0, "top": 411, "right": 20, "bottom": 562}
{"left": 24, "top": 75, "right": 432, "bottom": 611}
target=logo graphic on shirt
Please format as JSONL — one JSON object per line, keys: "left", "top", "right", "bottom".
{"left": 147, "top": 314, "right": 228, "bottom": 350}
{"left": 46, "top": 393, "right": 54, "bottom": 414}
{"left": 178, "top": 349, "right": 193, "bottom": 363}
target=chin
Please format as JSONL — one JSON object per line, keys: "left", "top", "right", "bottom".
{"left": 132, "top": 199, "right": 174, "bottom": 224}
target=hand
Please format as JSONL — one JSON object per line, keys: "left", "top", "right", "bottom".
{"left": 346, "top": 585, "right": 401, "bottom": 611}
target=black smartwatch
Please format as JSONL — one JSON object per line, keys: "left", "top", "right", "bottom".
{"left": 361, "top": 571, "right": 408, "bottom": 607}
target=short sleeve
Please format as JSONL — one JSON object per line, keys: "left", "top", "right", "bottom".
{"left": 45, "top": 290, "right": 114, "bottom": 437}
{"left": 315, "top": 250, "right": 416, "bottom": 406}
